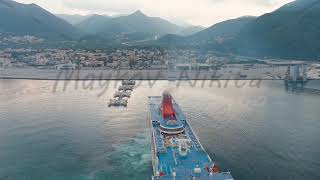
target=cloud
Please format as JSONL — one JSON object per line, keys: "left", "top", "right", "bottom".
{"left": 15, "top": 0, "right": 294, "bottom": 26}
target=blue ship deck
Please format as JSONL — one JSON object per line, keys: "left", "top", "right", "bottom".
{"left": 148, "top": 96, "right": 234, "bottom": 180}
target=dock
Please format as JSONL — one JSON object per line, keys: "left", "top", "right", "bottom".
{"left": 108, "top": 79, "right": 136, "bottom": 107}
{"left": 118, "top": 85, "right": 134, "bottom": 91}
{"left": 114, "top": 91, "right": 131, "bottom": 98}
{"left": 108, "top": 98, "right": 128, "bottom": 107}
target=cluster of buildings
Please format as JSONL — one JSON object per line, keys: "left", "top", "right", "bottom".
{"left": 165, "top": 49, "right": 237, "bottom": 71}
{"left": 0, "top": 35, "right": 44, "bottom": 45}
{"left": 0, "top": 48, "right": 234, "bottom": 71}
{"left": 165, "top": 49, "right": 229, "bottom": 65}
{"left": 3, "top": 47, "right": 317, "bottom": 75}
{"left": 0, "top": 50, "right": 12, "bottom": 68}
{"left": 1, "top": 47, "right": 319, "bottom": 80}
{"left": 0, "top": 48, "right": 168, "bottom": 70}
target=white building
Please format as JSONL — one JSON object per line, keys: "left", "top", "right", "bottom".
{"left": 55, "top": 63, "right": 77, "bottom": 70}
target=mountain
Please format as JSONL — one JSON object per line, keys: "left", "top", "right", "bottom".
{"left": 76, "top": 14, "right": 118, "bottom": 35}
{"left": 56, "top": 14, "right": 92, "bottom": 25}
{"left": 155, "top": 0, "right": 320, "bottom": 60}
{"left": 115, "top": 10, "right": 182, "bottom": 35}
{"left": 229, "top": 0, "right": 320, "bottom": 59}
{"left": 0, "top": 0, "right": 80, "bottom": 39}
{"left": 179, "top": 26, "right": 205, "bottom": 36}
{"left": 76, "top": 10, "right": 183, "bottom": 40}
{"left": 155, "top": 16, "right": 256, "bottom": 46}
{"left": 187, "top": 16, "right": 256, "bottom": 44}
{"left": 156, "top": 34, "right": 186, "bottom": 46}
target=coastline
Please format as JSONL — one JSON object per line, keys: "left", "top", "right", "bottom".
{"left": 1, "top": 68, "right": 319, "bottom": 80}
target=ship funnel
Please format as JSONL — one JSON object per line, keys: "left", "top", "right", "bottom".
{"left": 161, "top": 91, "right": 175, "bottom": 119}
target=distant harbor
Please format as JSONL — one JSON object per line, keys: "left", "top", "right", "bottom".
{"left": 1, "top": 47, "right": 320, "bottom": 81}
{"left": 1, "top": 63, "right": 320, "bottom": 80}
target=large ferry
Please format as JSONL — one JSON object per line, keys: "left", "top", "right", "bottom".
{"left": 148, "top": 92, "right": 234, "bottom": 180}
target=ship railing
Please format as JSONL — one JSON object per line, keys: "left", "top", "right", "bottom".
{"left": 172, "top": 102, "right": 187, "bottom": 120}
{"left": 184, "top": 125, "right": 202, "bottom": 150}
{"left": 148, "top": 115, "right": 157, "bottom": 175}
{"left": 185, "top": 122, "right": 214, "bottom": 162}
{"left": 154, "top": 128, "right": 166, "bottom": 154}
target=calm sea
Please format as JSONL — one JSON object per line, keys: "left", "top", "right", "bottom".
{"left": 0, "top": 80, "right": 319, "bottom": 180}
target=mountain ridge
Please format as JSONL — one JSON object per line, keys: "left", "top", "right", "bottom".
{"left": 0, "top": 0, "right": 80, "bottom": 39}
{"left": 228, "top": 0, "right": 320, "bottom": 59}
{"left": 154, "top": 0, "right": 320, "bottom": 60}
{"left": 76, "top": 10, "right": 183, "bottom": 38}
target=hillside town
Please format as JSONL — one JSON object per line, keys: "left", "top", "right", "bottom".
{"left": 1, "top": 46, "right": 320, "bottom": 80}
{"left": 0, "top": 48, "right": 165, "bottom": 70}
{"left": 0, "top": 48, "right": 233, "bottom": 70}
{"left": 0, "top": 34, "right": 44, "bottom": 45}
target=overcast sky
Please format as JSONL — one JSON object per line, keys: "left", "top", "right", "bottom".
{"left": 16, "top": 0, "right": 294, "bottom": 27}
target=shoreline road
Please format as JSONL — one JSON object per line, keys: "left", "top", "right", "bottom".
{"left": 0, "top": 68, "right": 319, "bottom": 80}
